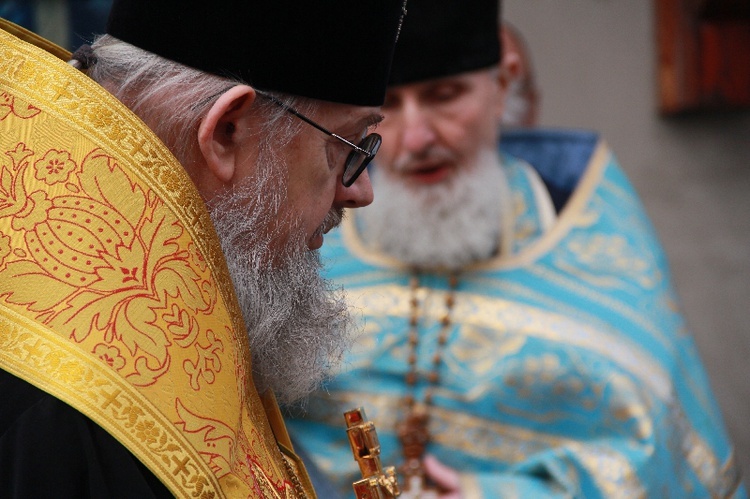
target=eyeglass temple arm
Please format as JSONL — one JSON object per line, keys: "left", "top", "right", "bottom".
{"left": 254, "top": 89, "right": 372, "bottom": 157}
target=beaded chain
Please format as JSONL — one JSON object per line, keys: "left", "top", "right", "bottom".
{"left": 397, "top": 272, "right": 458, "bottom": 498}
{"left": 403, "top": 272, "right": 458, "bottom": 409}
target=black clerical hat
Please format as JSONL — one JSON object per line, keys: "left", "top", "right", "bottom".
{"left": 388, "top": 0, "right": 501, "bottom": 86}
{"left": 107, "top": 0, "right": 408, "bottom": 106}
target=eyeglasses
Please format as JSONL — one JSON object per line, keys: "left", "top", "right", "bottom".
{"left": 255, "top": 90, "right": 381, "bottom": 187}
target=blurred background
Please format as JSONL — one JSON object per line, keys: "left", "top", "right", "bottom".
{"left": 2, "top": 0, "right": 748, "bottom": 488}
{"left": 505, "top": 0, "right": 750, "bottom": 486}
{"left": 0, "top": 0, "right": 110, "bottom": 50}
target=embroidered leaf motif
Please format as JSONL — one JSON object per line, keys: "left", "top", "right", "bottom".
{"left": 0, "top": 259, "right": 77, "bottom": 311}
{"left": 78, "top": 149, "right": 146, "bottom": 230}
{"left": 146, "top": 202, "right": 209, "bottom": 314}
{"left": 115, "top": 295, "right": 169, "bottom": 361}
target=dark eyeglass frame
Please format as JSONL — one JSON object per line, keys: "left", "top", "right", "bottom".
{"left": 254, "top": 89, "right": 381, "bottom": 187}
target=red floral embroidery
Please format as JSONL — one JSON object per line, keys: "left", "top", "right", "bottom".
{"left": 34, "top": 149, "right": 77, "bottom": 185}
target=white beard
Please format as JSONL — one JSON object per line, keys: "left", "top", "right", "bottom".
{"left": 360, "top": 148, "right": 509, "bottom": 270}
{"left": 207, "top": 153, "right": 351, "bottom": 406}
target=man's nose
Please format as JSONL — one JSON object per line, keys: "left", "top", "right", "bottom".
{"left": 400, "top": 101, "right": 436, "bottom": 154}
{"left": 334, "top": 168, "right": 374, "bottom": 208}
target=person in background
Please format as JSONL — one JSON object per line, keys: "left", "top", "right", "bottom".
{"left": 0, "top": 0, "right": 406, "bottom": 496}
{"left": 286, "top": 0, "right": 745, "bottom": 497}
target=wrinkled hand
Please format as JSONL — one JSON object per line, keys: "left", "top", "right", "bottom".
{"left": 423, "top": 454, "right": 462, "bottom": 499}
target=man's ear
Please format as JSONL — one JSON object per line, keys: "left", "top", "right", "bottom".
{"left": 499, "top": 52, "right": 521, "bottom": 93}
{"left": 499, "top": 25, "right": 522, "bottom": 90}
{"left": 493, "top": 62, "right": 514, "bottom": 120}
{"left": 197, "top": 85, "right": 257, "bottom": 183}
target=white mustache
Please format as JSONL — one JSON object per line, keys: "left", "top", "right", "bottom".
{"left": 313, "top": 208, "right": 344, "bottom": 239}
{"left": 392, "top": 146, "right": 457, "bottom": 173}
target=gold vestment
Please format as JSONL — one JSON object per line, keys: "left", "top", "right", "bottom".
{"left": 0, "top": 19, "right": 314, "bottom": 498}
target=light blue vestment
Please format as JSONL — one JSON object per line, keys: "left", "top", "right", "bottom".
{"left": 287, "top": 130, "right": 744, "bottom": 498}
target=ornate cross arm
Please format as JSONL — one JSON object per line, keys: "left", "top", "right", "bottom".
{"left": 345, "top": 407, "right": 401, "bottom": 498}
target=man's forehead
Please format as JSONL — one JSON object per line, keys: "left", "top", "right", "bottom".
{"left": 318, "top": 101, "right": 384, "bottom": 129}
{"left": 387, "top": 70, "right": 487, "bottom": 95}
{"left": 361, "top": 110, "right": 385, "bottom": 128}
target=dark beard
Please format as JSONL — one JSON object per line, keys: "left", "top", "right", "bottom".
{"left": 207, "top": 154, "right": 352, "bottom": 406}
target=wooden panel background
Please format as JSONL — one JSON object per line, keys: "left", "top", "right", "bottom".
{"left": 656, "top": 0, "right": 750, "bottom": 114}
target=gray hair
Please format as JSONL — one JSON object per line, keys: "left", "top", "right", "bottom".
{"left": 87, "top": 35, "right": 315, "bottom": 169}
